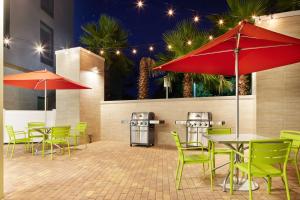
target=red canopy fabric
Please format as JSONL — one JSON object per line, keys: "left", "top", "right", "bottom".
{"left": 154, "top": 21, "right": 300, "bottom": 75}
{"left": 4, "top": 70, "right": 91, "bottom": 90}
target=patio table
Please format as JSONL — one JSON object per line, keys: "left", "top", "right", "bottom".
{"left": 27, "top": 126, "right": 52, "bottom": 154}
{"left": 203, "top": 133, "right": 267, "bottom": 192}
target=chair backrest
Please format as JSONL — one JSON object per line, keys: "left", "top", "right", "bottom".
{"left": 280, "top": 130, "right": 300, "bottom": 148}
{"left": 28, "top": 122, "right": 46, "bottom": 133}
{"left": 249, "top": 139, "right": 292, "bottom": 167}
{"left": 207, "top": 127, "right": 231, "bottom": 135}
{"left": 76, "top": 122, "right": 88, "bottom": 135}
{"left": 171, "top": 131, "right": 184, "bottom": 158}
{"left": 51, "top": 126, "right": 71, "bottom": 139}
{"left": 6, "top": 125, "right": 16, "bottom": 141}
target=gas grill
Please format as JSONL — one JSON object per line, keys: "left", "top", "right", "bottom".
{"left": 122, "top": 112, "right": 164, "bottom": 147}
{"left": 175, "top": 112, "right": 224, "bottom": 147}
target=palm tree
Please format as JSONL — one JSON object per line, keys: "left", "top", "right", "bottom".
{"left": 157, "top": 20, "right": 232, "bottom": 97}
{"left": 80, "top": 15, "right": 133, "bottom": 100}
{"left": 138, "top": 57, "right": 155, "bottom": 99}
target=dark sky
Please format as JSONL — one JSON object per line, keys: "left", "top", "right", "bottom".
{"left": 73, "top": 0, "right": 228, "bottom": 98}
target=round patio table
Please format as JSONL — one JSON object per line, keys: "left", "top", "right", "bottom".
{"left": 203, "top": 133, "right": 267, "bottom": 192}
{"left": 27, "top": 126, "right": 52, "bottom": 154}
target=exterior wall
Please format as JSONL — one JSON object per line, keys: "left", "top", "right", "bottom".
{"left": 80, "top": 50, "right": 105, "bottom": 142}
{"left": 56, "top": 47, "right": 105, "bottom": 142}
{"left": 255, "top": 11, "right": 300, "bottom": 137}
{"left": 4, "top": 0, "right": 73, "bottom": 110}
{"left": 100, "top": 96, "right": 256, "bottom": 145}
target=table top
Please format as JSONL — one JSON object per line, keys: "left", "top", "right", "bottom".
{"left": 203, "top": 133, "right": 267, "bottom": 144}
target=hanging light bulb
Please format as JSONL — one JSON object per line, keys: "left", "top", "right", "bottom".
{"left": 238, "top": 21, "right": 242, "bottom": 25}
{"left": 136, "top": 0, "right": 144, "bottom": 9}
{"left": 187, "top": 40, "right": 192, "bottom": 46}
{"left": 209, "top": 35, "right": 213, "bottom": 40}
{"left": 35, "top": 43, "right": 45, "bottom": 54}
{"left": 218, "top": 19, "right": 224, "bottom": 25}
{"left": 4, "top": 37, "right": 11, "bottom": 46}
{"left": 116, "top": 50, "right": 121, "bottom": 55}
{"left": 167, "top": 8, "right": 174, "bottom": 17}
{"left": 167, "top": 44, "right": 172, "bottom": 50}
{"left": 100, "top": 50, "right": 104, "bottom": 55}
{"left": 193, "top": 15, "right": 200, "bottom": 23}
{"left": 149, "top": 46, "right": 154, "bottom": 51}
{"left": 132, "top": 48, "right": 137, "bottom": 54}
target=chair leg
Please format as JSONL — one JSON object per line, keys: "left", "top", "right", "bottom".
{"left": 42, "top": 141, "right": 45, "bottom": 157}
{"left": 67, "top": 141, "right": 71, "bottom": 158}
{"left": 248, "top": 175, "right": 253, "bottom": 200}
{"left": 229, "top": 153, "right": 234, "bottom": 195}
{"left": 50, "top": 143, "right": 53, "bottom": 160}
{"left": 175, "top": 159, "right": 180, "bottom": 181}
{"left": 10, "top": 143, "right": 16, "bottom": 159}
{"left": 202, "top": 163, "right": 206, "bottom": 177}
{"left": 209, "top": 161, "right": 213, "bottom": 191}
{"left": 283, "top": 172, "right": 291, "bottom": 200}
{"left": 6, "top": 142, "right": 10, "bottom": 157}
{"left": 176, "top": 162, "right": 184, "bottom": 190}
{"left": 32, "top": 142, "right": 34, "bottom": 156}
{"left": 294, "top": 155, "right": 300, "bottom": 185}
{"left": 267, "top": 176, "right": 272, "bottom": 194}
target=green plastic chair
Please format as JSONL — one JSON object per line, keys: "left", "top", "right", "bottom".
{"left": 171, "top": 131, "right": 213, "bottom": 190}
{"left": 42, "top": 126, "right": 71, "bottom": 160}
{"left": 6, "top": 125, "right": 31, "bottom": 159}
{"left": 280, "top": 130, "right": 300, "bottom": 185}
{"left": 28, "top": 122, "right": 46, "bottom": 155}
{"left": 70, "top": 122, "right": 88, "bottom": 148}
{"left": 207, "top": 128, "right": 232, "bottom": 176}
{"left": 230, "top": 139, "right": 292, "bottom": 200}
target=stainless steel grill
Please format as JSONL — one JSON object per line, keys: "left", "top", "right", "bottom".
{"left": 175, "top": 112, "right": 223, "bottom": 147}
{"left": 122, "top": 112, "right": 164, "bottom": 147}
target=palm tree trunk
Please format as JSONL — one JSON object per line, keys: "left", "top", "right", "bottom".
{"left": 183, "top": 73, "right": 192, "bottom": 98}
{"left": 138, "top": 57, "right": 155, "bottom": 99}
{"left": 238, "top": 75, "right": 250, "bottom": 95}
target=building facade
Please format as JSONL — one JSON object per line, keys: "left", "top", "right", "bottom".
{"left": 4, "top": 0, "right": 73, "bottom": 110}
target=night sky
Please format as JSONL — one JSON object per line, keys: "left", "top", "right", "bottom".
{"left": 73, "top": 0, "right": 229, "bottom": 98}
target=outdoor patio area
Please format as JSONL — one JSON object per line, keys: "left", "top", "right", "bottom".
{"left": 4, "top": 142, "right": 300, "bottom": 200}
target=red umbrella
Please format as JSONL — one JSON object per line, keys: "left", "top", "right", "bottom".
{"left": 4, "top": 69, "right": 91, "bottom": 122}
{"left": 154, "top": 21, "right": 300, "bottom": 137}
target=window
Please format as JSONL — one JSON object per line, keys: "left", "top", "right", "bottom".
{"left": 41, "top": 0, "right": 54, "bottom": 17}
{"left": 40, "top": 22, "right": 54, "bottom": 66}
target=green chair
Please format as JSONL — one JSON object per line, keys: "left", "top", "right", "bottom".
{"left": 28, "top": 122, "right": 46, "bottom": 155}
{"left": 70, "top": 122, "right": 88, "bottom": 148}
{"left": 42, "top": 126, "right": 71, "bottom": 160}
{"left": 6, "top": 125, "right": 31, "bottom": 159}
{"left": 171, "top": 131, "right": 213, "bottom": 190}
{"left": 207, "top": 128, "right": 232, "bottom": 176}
{"left": 280, "top": 130, "right": 300, "bottom": 185}
{"left": 230, "top": 139, "right": 292, "bottom": 200}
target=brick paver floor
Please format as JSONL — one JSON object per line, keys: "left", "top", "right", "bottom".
{"left": 4, "top": 141, "right": 300, "bottom": 200}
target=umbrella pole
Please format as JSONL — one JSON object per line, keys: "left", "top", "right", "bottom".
{"left": 235, "top": 33, "right": 241, "bottom": 138}
{"left": 44, "top": 80, "right": 47, "bottom": 125}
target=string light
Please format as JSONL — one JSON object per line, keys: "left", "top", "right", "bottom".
{"left": 100, "top": 50, "right": 104, "bottom": 55}
{"left": 136, "top": 0, "right": 144, "bottom": 9}
{"left": 193, "top": 15, "right": 200, "bottom": 23}
{"left": 4, "top": 37, "right": 11, "bottom": 46}
{"left": 209, "top": 35, "right": 213, "bottom": 40}
{"left": 132, "top": 48, "right": 137, "bottom": 54}
{"left": 167, "top": 8, "right": 174, "bottom": 17}
{"left": 35, "top": 43, "right": 45, "bottom": 54}
{"left": 116, "top": 50, "right": 121, "bottom": 55}
{"left": 167, "top": 44, "right": 172, "bottom": 50}
{"left": 187, "top": 40, "right": 192, "bottom": 46}
{"left": 238, "top": 21, "right": 242, "bottom": 25}
{"left": 218, "top": 19, "right": 224, "bottom": 25}
{"left": 149, "top": 46, "right": 154, "bottom": 51}
{"left": 252, "top": 14, "right": 256, "bottom": 19}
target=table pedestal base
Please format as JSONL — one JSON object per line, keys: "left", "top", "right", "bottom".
{"left": 220, "top": 178, "right": 259, "bottom": 191}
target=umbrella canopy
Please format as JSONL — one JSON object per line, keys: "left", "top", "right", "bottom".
{"left": 154, "top": 21, "right": 300, "bottom": 75}
{"left": 4, "top": 70, "right": 90, "bottom": 90}
{"left": 154, "top": 21, "right": 300, "bottom": 137}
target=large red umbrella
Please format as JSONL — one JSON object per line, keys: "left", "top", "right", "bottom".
{"left": 4, "top": 69, "right": 91, "bottom": 123}
{"left": 154, "top": 21, "right": 300, "bottom": 137}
